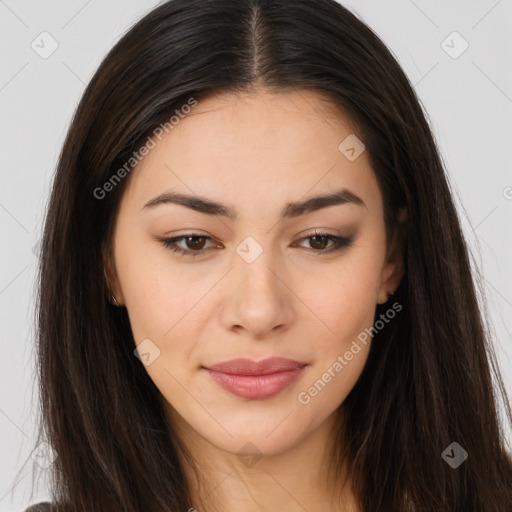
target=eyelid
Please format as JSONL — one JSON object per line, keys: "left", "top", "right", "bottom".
{"left": 292, "top": 230, "right": 354, "bottom": 252}
{"left": 156, "top": 229, "right": 354, "bottom": 257}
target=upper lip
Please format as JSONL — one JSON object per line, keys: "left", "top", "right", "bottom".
{"left": 203, "top": 357, "right": 307, "bottom": 376}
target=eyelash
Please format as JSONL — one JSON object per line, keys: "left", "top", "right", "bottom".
{"left": 158, "top": 230, "right": 354, "bottom": 257}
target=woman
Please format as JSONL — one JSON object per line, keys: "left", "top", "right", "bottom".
{"left": 24, "top": 0, "right": 512, "bottom": 510}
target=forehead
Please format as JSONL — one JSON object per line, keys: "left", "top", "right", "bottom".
{"left": 168, "top": 88, "right": 360, "bottom": 153}
{"left": 120, "top": 88, "right": 381, "bottom": 217}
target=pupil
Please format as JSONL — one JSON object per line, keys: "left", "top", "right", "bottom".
{"left": 311, "top": 235, "right": 327, "bottom": 249}
{"left": 183, "top": 235, "right": 331, "bottom": 251}
{"left": 187, "top": 236, "right": 205, "bottom": 250}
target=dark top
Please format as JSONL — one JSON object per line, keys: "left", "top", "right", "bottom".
{"left": 24, "top": 503, "right": 53, "bottom": 512}
{"left": 24, "top": 501, "right": 400, "bottom": 511}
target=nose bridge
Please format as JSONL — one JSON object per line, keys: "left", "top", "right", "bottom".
{"left": 235, "top": 236, "right": 283, "bottom": 302}
{"left": 222, "top": 235, "right": 293, "bottom": 335}
{"left": 246, "top": 257, "right": 278, "bottom": 291}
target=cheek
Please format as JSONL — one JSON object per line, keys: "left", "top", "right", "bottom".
{"left": 114, "top": 228, "right": 206, "bottom": 344}
{"left": 303, "top": 250, "right": 383, "bottom": 357}
{"left": 115, "top": 241, "right": 203, "bottom": 398}
{"left": 294, "top": 261, "right": 379, "bottom": 410}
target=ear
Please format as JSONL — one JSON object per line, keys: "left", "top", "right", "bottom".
{"left": 102, "top": 241, "right": 125, "bottom": 306}
{"left": 377, "top": 208, "right": 407, "bottom": 305}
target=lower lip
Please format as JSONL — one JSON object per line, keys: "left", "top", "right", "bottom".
{"left": 205, "top": 367, "right": 306, "bottom": 400}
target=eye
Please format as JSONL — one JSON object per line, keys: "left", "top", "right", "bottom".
{"left": 158, "top": 234, "right": 218, "bottom": 257}
{"left": 292, "top": 230, "right": 354, "bottom": 254}
{"left": 157, "top": 230, "right": 354, "bottom": 257}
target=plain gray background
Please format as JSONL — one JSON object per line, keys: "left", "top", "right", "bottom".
{"left": 1, "top": 0, "right": 511, "bottom": 510}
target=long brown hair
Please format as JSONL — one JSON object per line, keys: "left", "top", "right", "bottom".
{"left": 29, "top": 0, "right": 512, "bottom": 510}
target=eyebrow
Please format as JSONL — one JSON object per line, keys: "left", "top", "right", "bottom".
{"left": 142, "top": 187, "right": 366, "bottom": 219}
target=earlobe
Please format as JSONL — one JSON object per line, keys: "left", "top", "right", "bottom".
{"left": 377, "top": 208, "right": 407, "bottom": 304}
{"left": 102, "top": 245, "right": 125, "bottom": 307}
{"left": 377, "top": 262, "right": 402, "bottom": 304}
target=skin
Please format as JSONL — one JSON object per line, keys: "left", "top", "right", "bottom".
{"left": 106, "top": 88, "right": 405, "bottom": 511}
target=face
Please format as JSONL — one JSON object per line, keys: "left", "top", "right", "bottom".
{"left": 107, "top": 89, "right": 403, "bottom": 459}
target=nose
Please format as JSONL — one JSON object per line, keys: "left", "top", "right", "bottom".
{"left": 218, "top": 251, "right": 295, "bottom": 339}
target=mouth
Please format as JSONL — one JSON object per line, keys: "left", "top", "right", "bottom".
{"left": 202, "top": 357, "right": 307, "bottom": 400}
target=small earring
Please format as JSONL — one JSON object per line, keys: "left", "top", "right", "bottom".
{"left": 111, "top": 295, "right": 120, "bottom": 307}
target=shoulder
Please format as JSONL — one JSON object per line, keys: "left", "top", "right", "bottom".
{"left": 24, "top": 503, "right": 54, "bottom": 512}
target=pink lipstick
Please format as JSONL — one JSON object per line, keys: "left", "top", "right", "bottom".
{"left": 203, "top": 357, "right": 306, "bottom": 400}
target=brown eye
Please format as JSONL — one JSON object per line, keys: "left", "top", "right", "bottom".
{"left": 159, "top": 231, "right": 353, "bottom": 258}
{"left": 183, "top": 235, "right": 208, "bottom": 251}
{"left": 159, "top": 234, "right": 218, "bottom": 257}
{"left": 295, "top": 231, "right": 354, "bottom": 254}
{"left": 308, "top": 235, "right": 331, "bottom": 250}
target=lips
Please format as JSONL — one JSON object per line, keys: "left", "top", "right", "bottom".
{"left": 203, "top": 357, "right": 307, "bottom": 400}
